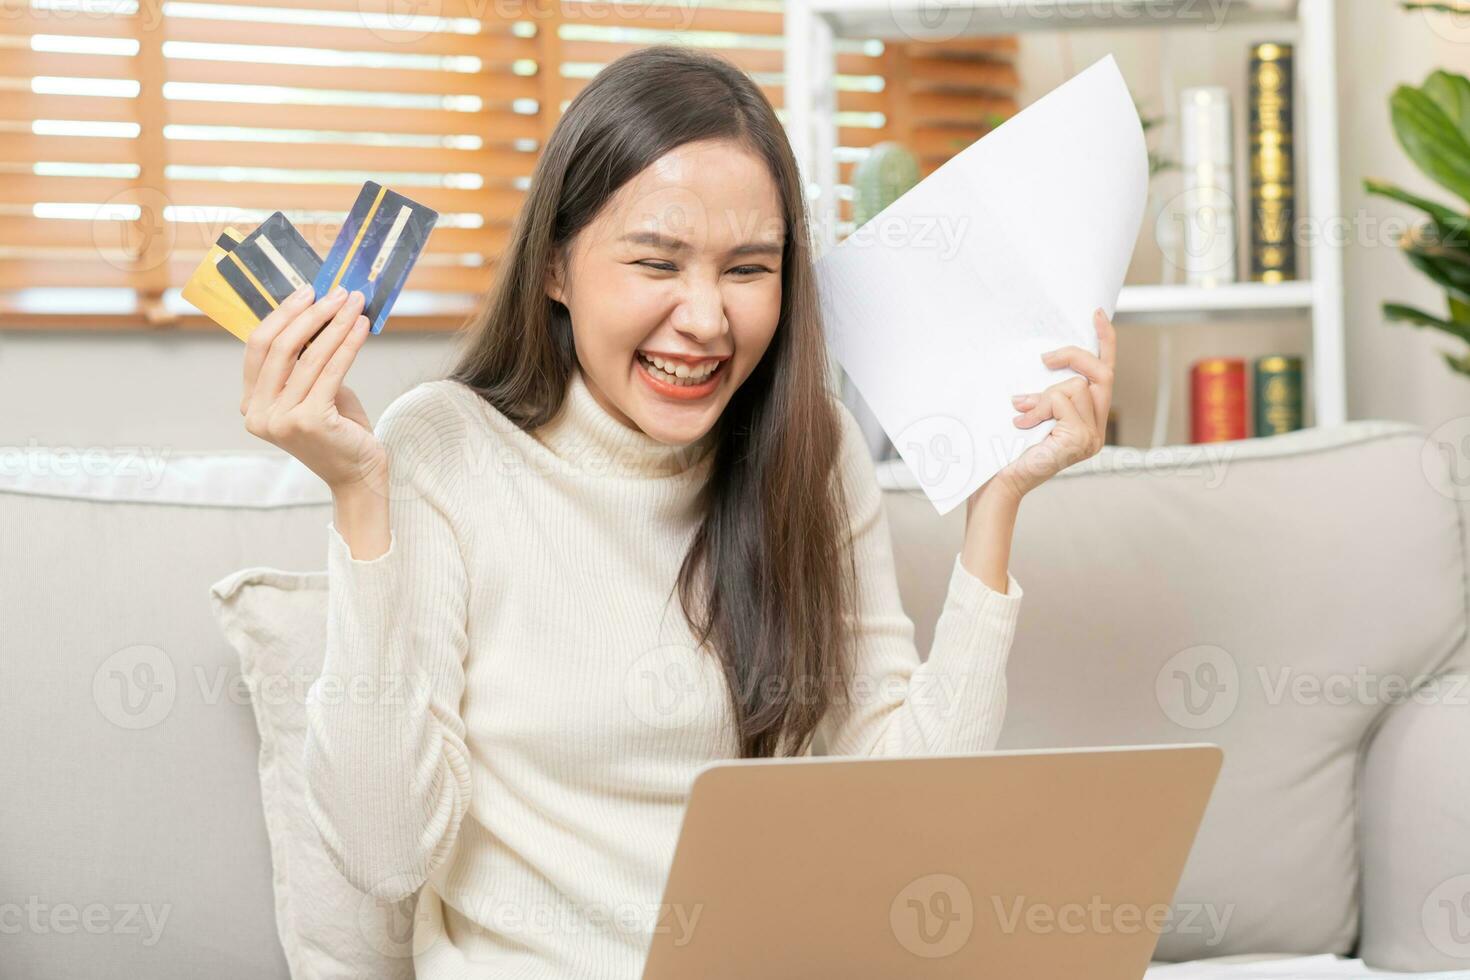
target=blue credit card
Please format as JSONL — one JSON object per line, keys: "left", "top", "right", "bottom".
{"left": 314, "top": 181, "right": 438, "bottom": 334}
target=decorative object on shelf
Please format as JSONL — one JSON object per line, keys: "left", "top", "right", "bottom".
{"left": 1248, "top": 42, "right": 1297, "bottom": 283}
{"left": 1190, "top": 357, "right": 1247, "bottom": 443}
{"left": 851, "top": 141, "right": 920, "bottom": 232}
{"left": 1139, "top": 101, "right": 1178, "bottom": 181}
{"left": 1363, "top": 65, "right": 1470, "bottom": 378}
{"left": 1179, "top": 86, "right": 1237, "bottom": 287}
{"left": 1253, "top": 354, "right": 1304, "bottom": 435}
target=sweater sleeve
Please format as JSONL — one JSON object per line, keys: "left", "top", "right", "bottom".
{"left": 813, "top": 400, "right": 1024, "bottom": 758}
{"left": 303, "top": 382, "right": 475, "bottom": 902}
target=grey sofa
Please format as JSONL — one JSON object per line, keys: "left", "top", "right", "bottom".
{"left": 2, "top": 419, "right": 1466, "bottom": 977}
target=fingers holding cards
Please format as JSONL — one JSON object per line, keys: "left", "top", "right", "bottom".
{"left": 241, "top": 284, "right": 316, "bottom": 413}
{"left": 305, "top": 314, "right": 372, "bottom": 412}
{"left": 247, "top": 287, "right": 354, "bottom": 415}
{"left": 279, "top": 292, "right": 368, "bottom": 409}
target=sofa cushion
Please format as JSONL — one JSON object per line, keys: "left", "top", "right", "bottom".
{"left": 879, "top": 420, "right": 1468, "bottom": 961}
{"left": 209, "top": 564, "right": 417, "bottom": 980}
{"left": 1358, "top": 670, "right": 1470, "bottom": 972}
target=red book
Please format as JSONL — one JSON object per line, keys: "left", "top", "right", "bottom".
{"left": 1191, "top": 358, "right": 1248, "bottom": 442}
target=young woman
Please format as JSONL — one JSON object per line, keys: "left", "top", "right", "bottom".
{"left": 240, "top": 44, "right": 1115, "bottom": 979}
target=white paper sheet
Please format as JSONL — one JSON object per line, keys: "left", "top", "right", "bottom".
{"left": 816, "top": 54, "right": 1149, "bottom": 514}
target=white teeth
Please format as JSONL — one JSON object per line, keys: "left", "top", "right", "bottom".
{"left": 637, "top": 352, "right": 721, "bottom": 386}
{"left": 651, "top": 355, "right": 714, "bottom": 378}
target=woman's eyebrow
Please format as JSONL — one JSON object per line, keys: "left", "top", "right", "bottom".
{"left": 619, "top": 231, "right": 783, "bottom": 257}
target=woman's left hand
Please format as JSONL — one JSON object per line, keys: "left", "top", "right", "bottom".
{"left": 990, "top": 307, "right": 1117, "bottom": 500}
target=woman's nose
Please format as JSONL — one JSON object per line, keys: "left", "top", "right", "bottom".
{"left": 672, "top": 281, "right": 728, "bottom": 340}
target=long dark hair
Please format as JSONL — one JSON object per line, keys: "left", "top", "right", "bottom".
{"left": 447, "top": 44, "right": 855, "bottom": 758}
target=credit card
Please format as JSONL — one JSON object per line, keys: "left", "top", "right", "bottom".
{"left": 181, "top": 226, "right": 259, "bottom": 341}
{"left": 182, "top": 213, "right": 325, "bottom": 341}
{"left": 314, "top": 181, "right": 438, "bottom": 334}
{"left": 233, "top": 212, "right": 323, "bottom": 305}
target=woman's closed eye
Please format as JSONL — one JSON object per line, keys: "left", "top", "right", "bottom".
{"left": 634, "top": 260, "right": 775, "bottom": 276}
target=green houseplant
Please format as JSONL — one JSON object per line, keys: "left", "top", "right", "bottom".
{"left": 1363, "top": 62, "right": 1470, "bottom": 376}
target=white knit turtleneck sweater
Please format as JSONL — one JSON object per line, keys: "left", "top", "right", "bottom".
{"left": 303, "top": 367, "right": 1024, "bottom": 978}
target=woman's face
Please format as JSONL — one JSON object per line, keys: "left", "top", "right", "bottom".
{"left": 545, "top": 137, "right": 785, "bottom": 445}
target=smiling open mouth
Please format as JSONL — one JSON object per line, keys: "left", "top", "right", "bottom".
{"left": 635, "top": 351, "right": 726, "bottom": 388}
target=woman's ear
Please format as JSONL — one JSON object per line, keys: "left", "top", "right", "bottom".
{"left": 544, "top": 248, "right": 565, "bottom": 305}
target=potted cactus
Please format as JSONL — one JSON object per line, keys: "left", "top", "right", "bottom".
{"left": 1363, "top": 61, "right": 1470, "bottom": 377}
{"left": 851, "top": 141, "right": 921, "bottom": 231}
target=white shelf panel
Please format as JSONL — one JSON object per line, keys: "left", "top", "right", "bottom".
{"left": 808, "top": 0, "right": 1298, "bottom": 41}
{"left": 1116, "top": 281, "right": 1314, "bottom": 319}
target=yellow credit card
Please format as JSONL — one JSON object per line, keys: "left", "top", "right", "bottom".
{"left": 181, "top": 227, "right": 261, "bottom": 341}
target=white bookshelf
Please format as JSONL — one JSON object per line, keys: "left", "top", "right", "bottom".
{"left": 1118, "top": 280, "right": 1315, "bottom": 318}
{"left": 785, "top": 0, "right": 1347, "bottom": 445}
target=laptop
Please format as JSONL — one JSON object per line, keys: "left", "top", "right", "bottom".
{"left": 641, "top": 744, "right": 1222, "bottom": 979}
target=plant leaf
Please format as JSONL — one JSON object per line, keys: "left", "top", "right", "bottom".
{"left": 1405, "top": 247, "right": 1470, "bottom": 302}
{"left": 1363, "top": 178, "right": 1470, "bottom": 242}
{"left": 1441, "top": 348, "right": 1470, "bottom": 378}
{"left": 1424, "top": 70, "right": 1470, "bottom": 146}
{"left": 1384, "top": 301, "right": 1470, "bottom": 344}
{"left": 1391, "top": 85, "right": 1470, "bottom": 205}
{"left": 1400, "top": 1, "right": 1470, "bottom": 13}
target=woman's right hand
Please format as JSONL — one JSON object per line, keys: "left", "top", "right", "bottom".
{"left": 241, "top": 285, "right": 386, "bottom": 497}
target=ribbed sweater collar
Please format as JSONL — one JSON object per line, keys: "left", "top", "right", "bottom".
{"left": 532, "top": 367, "right": 718, "bottom": 478}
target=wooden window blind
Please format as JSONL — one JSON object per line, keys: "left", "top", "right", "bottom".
{"left": 0, "top": 2, "right": 1017, "bottom": 331}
